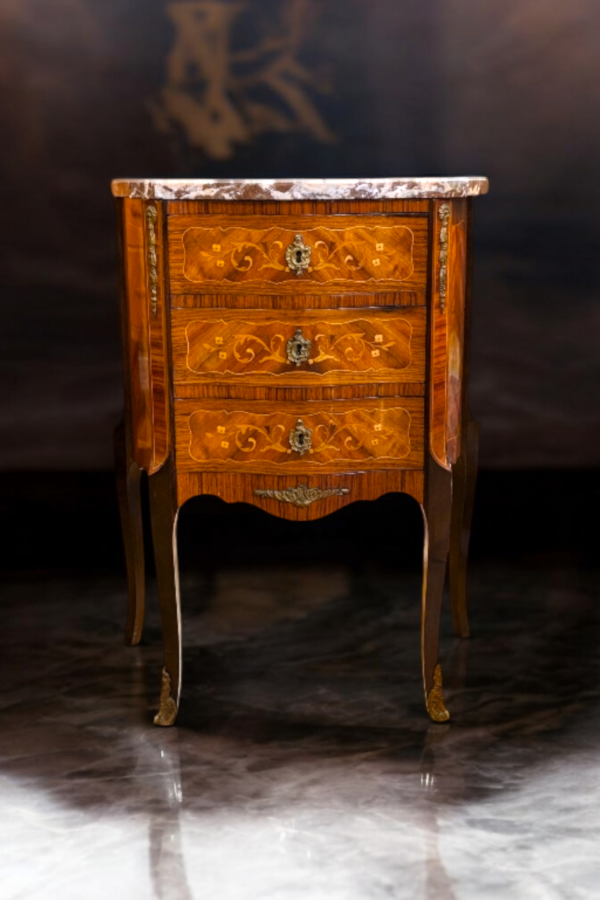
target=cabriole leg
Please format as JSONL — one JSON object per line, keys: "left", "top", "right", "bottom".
{"left": 421, "top": 454, "right": 452, "bottom": 723}
{"left": 149, "top": 457, "right": 182, "bottom": 727}
{"left": 449, "top": 415, "right": 479, "bottom": 638}
{"left": 114, "top": 421, "right": 145, "bottom": 646}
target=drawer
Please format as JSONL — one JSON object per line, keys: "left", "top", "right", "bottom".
{"left": 171, "top": 308, "right": 425, "bottom": 389}
{"left": 174, "top": 398, "right": 424, "bottom": 474}
{"left": 168, "top": 215, "right": 429, "bottom": 296}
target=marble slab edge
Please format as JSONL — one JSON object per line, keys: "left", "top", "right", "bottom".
{"left": 111, "top": 177, "right": 489, "bottom": 201}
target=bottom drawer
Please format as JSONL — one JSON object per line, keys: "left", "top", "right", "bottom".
{"left": 174, "top": 397, "right": 424, "bottom": 474}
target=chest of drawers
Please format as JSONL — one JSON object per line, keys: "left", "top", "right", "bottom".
{"left": 112, "top": 177, "right": 489, "bottom": 727}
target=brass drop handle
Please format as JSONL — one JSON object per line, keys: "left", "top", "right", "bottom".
{"left": 286, "top": 328, "right": 312, "bottom": 366}
{"left": 286, "top": 234, "right": 312, "bottom": 275}
{"left": 289, "top": 419, "right": 312, "bottom": 456}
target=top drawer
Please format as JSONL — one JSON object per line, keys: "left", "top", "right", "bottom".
{"left": 168, "top": 214, "right": 429, "bottom": 296}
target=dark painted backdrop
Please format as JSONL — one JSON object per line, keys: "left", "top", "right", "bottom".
{"left": 1, "top": 0, "right": 599, "bottom": 470}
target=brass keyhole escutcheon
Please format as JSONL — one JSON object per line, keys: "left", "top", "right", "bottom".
{"left": 286, "top": 328, "right": 312, "bottom": 366}
{"left": 289, "top": 419, "right": 312, "bottom": 456}
{"left": 285, "top": 234, "right": 312, "bottom": 276}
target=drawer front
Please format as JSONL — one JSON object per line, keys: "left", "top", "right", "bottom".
{"left": 171, "top": 309, "right": 425, "bottom": 388}
{"left": 175, "top": 398, "right": 424, "bottom": 473}
{"left": 168, "top": 215, "right": 428, "bottom": 295}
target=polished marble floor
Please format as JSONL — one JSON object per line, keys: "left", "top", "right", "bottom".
{"left": 1, "top": 560, "right": 600, "bottom": 900}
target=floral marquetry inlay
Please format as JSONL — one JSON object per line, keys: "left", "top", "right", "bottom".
{"left": 180, "top": 223, "right": 416, "bottom": 286}
{"left": 185, "top": 406, "right": 415, "bottom": 468}
{"left": 184, "top": 317, "right": 414, "bottom": 378}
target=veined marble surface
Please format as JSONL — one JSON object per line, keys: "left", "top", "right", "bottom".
{"left": 111, "top": 176, "right": 489, "bottom": 201}
{"left": 1, "top": 560, "right": 599, "bottom": 900}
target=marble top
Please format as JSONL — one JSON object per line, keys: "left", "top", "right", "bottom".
{"left": 111, "top": 176, "right": 489, "bottom": 202}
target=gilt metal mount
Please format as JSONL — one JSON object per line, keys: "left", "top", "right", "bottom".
{"left": 154, "top": 667, "right": 178, "bottom": 727}
{"left": 286, "top": 328, "right": 312, "bottom": 366}
{"left": 254, "top": 484, "right": 351, "bottom": 508}
{"left": 425, "top": 664, "right": 450, "bottom": 723}
{"left": 438, "top": 204, "right": 450, "bottom": 313}
{"left": 289, "top": 419, "right": 312, "bottom": 455}
{"left": 286, "top": 234, "right": 312, "bottom": 275}
{"left": 146, "top": 205, "right": 159, "bottom": 317}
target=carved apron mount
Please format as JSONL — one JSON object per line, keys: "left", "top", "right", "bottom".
{"left": 254, "top": 484, "right": 351, "bottom": 508}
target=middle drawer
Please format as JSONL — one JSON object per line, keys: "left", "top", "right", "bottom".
{"left": 171, "top": 308, "right": 425, "bottom": 391}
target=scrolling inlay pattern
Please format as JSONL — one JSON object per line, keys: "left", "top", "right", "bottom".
{"left": 254, "top": 485, "right": 351, "bottom": 508}
{"left": 181, "top": 224, "right": 416, "bottom": 286}
{"left": 146, "top": 205, "right": 159, "bottom": 317}
{"left": 184, "top": 317, "right": 412, "bottom": 377}
{"left": 186, "top": 407, "right": 413, "bottom": 466}
{"left": 438, "top": 204, "right": 450, "bottom": 313}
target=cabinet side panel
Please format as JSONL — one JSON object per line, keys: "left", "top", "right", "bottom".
{"left": 116, "top": 199, "right": 132, "bottom": 436}
{"left": 148, "top": 201, "right": 169, "bottom": 473}
{"left": 429, "top": 200, "right": 449, "bottom": 469}
{"left": 445, "top": 199, "right": 468, "bottom": 464}
{"left": 429, "top": 198, "right": 468, "bottom": 469}
{"left": 122, "top": 199, "right": 153, "bottom": 470}
{"left": 120, "top": 200, "right": 170, "bottom": 473}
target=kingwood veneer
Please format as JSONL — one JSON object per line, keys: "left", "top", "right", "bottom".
{"left": 112, "top": 176, "right": 489, "bottom": 726}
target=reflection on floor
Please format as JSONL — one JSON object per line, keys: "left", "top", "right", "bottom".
{"left": 1, "top": 561, "right": 600, "bottom": 899}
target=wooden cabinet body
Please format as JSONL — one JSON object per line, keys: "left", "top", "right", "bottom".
{"left": 113, "top": 177, "right": 488, "bottom": 726}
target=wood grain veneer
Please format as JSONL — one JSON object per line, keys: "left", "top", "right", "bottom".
{"left": 166, "top": 199, "right": 431, "bottom": 216}
{"left": 172, "top": 382, "right": 426, "bottom": 401}
{"left": 171, "top": 291, "right": 426, "bottom": 311}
